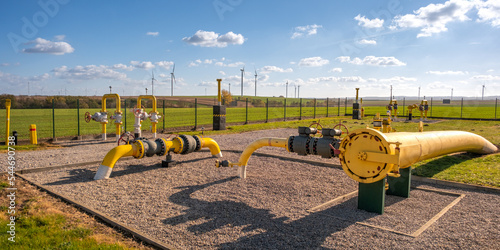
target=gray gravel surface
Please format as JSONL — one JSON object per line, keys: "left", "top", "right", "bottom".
{"left": 13, "top": 129, "right": 500, "bottom": 249}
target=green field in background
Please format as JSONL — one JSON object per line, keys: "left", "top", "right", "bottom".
{"left": 0, "top": 103, "right": 498, "bottom": 140}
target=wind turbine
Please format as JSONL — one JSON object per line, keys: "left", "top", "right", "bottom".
{"left": 482, "top": 84, "right": 485, "bottom": 100}
{"left": 286, "top": 81, "right": 289, "bottom": 98}
{"left": 294, "top": 83, "right": 297, "bottom": 98}
{"left": 298, "top": 85, "right": 300, "bottom": 99}
{"left": 240, "top": 66, "right": 245, "bottom": 97}
{"left": 151, "top": 70, "right": 157, "bottom": 95}
{"left": 170, "top": 64, "right": 176, "bottom": 96}
{"left": 254, "top": 68, "right": 258, "bottom": 97}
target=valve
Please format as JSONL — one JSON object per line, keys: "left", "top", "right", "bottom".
{"left": 110, "top": 112, "right": 123, "bottom": 124}
{"left": 117, "top": 131, "right": 135, "bottom": 145}
{"left": 148, "top": 111, "right": 161, "bottom": 123}
{"left": 288, "top": 126, "right": 342, "bottom": 158}
{"left": 87, "top": 112, "right": 108, "bottom": 123}
{"left": 132, "top": 107, "right": 149, "bottom": 121}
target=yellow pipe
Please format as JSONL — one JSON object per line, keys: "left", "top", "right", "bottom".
{"left": 5, "top": 99, "right": 11, "bottom": 145}
{"left": 339, "top": 128, "right": 498, "bottom": 183}
{"left": 137, "top": 95, "right": 158, "bottom": 134}
{"left": 102, "top": 93, "right": 121, "bottom": 113}
{"left": 233, "top": 138, "right": 289, "bottom": 178}
{"left": 94, "top": 142, "right": 144, "bottom": 180}
{"left": 200, "top": 137, "right": 223, "bottom": 157}
{"left": 217, "top": 79, "right": 222, "bottom": 105}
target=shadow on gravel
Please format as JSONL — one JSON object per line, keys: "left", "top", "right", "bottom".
{"left": 162, "top": 177, "right": 377, "bottom": 249}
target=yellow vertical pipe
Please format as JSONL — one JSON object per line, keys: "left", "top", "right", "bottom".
{"left": 137, "top": 95, "right": 157, "bottom": 134}
{"left": 5, "top": 99, "right": 11, "bottom": 145}
{"left": 102, "top": 94, "right": 121, "bottom": 139}
{"left": 217, "top": 79, "right": 222, "bottom": 105}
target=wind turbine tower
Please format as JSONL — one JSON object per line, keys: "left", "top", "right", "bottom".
{"left": 298, "top": 85, "right": 300, "bottom": 99}
{"left": 482, "top": 84, "right": 485, "bottom": 100}
{"left": 170, "top": 64, "right": 176, "bottom": 96}
{"left": 151, "top": 70, "right": 157, "bottom": 95}
{"left": 286, "top": 81, "right": 288, "bottom": 98}
{"left": 240, "top": 66, "right": 245, "bottom": 97}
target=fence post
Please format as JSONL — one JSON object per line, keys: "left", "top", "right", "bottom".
{"left": 194, "top": 98, "right": 197, "bottom": 130}
{"left": 402, "top": 97, "right": 405, "bottom": 117}
{"left": 266, "top": 98, "right": 269, "bottom": 123}
{"left": 124, "top": 99, "right": 127, "bottom": 132}
{"left": 326, "top": 97, "right": 329, "bottom": 117}
{"left": 338, "top": 98, "right": 340, "bottom": 116}
{"left": 77, "top": 99, "right": 80, "bottom": 137}
{"left": 299, "top": 98, "right": 302, "bottom": 120}
{"left": 461, "top": 98, "right": 464, "bottom": 119}
{"left": 495, "top": 98, "right": 498, "bottom": 120}
{"left": 52, "top": 98, "right": 55, "bottom": 139}
{"left": 430, "top": 97, "right": 433, "bottom": 117}
{"left": 245, "top": 98, "right": 248, "bottom": 124}
{"left": 284, "top": 98, "right": 286, "bottom": 121}
{"left": 163, "top": 99, "right": 165, "bottom": 131}
{"left": 314, "top": 98, "right": 316, "bottom": 119}
{"left": 344, "top": 97, "right": 347, "bottom": 116}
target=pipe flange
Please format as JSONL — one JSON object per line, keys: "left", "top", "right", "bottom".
{"left": 288, "top": 136, "right": 295, "bottom": 152}
{"left": 133, "top": 140, "right": 145, "bottom": 159}
{"left": 178, "top": 135, "right": 197, "bottom": 154}
{"left": 155, "top": 138, "right": 167, "bottom": 156}
{"left": 193, "top": 135, "right": 202, "bottom": 151}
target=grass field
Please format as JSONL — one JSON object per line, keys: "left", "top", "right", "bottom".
{"left": 0, "top": 100, "right": 498, "bottom": 140}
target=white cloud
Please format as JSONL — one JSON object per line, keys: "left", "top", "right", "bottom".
{"left": 291, "top": 24, "right": 322, "bottom": 39}
{"left": 391, "top": 0, "right": 475, "bottom": 38}
{"left": 358, "top": 39, "right": 377, "bottom": 45}
{"left": 146, "top": 31, "right": 159, "bottom": 36}
{"left": 309, "top": 76, "right": 367, "bottom": 83}
{"left": 1, "top": 63, "right": 9, "bottom": 67}
{"left": 198, "top": 81, "right": 218, "bottom": 87}
{"left": 219, "top": 71, "right": 226, "bottom": 76}
{"left": 130, "top": 61, "right": 155, "bottom": 70}
{"left": 215, "top": 61, "right": 245, "bottom": 67}
{"left": 354, "top": 15, "right": 384, "bottom": 28}
{"left": 298, "top": 56, "right": 329, "bottom": 67}
{"left": 52, "top": 65, "right": 127, "bottom": 80}
{"left": 54, "top": 35, "right": 65, "bottom": 41}
{"left": 182, "top": 30, "right": 245, "bottom": 47}
{"left": 336, "top": 56, "right": 406, "bottom": 66}
{"left": 329, "top": 67, "right": 343, "bottom": 73}
{"left": 29, "top": 73, "right": 51, "bottom": 82}
{"left": 470, "top": 74, "right": 500, "bottom": 80}
{"left": 23, "top": 37, "right": 74, "bottom": 55}
{"left": 0, "top": 71, "right": 23, "bottom": 84}
{"left": 260, "top": 66, "right": 293, "bottom": 73}
{"left": 426, "top": 70, "right": 468, "bottom": 75}
{"left": 112, "top": 64, "right": 134, "bottom": 71}
{"left": 379, "top": 76, "right": 418, "bottom": 83}
{"left": 155, "top": 61, "right": 174, "bottom": 70}
{"left": 476, "top": 0, "right": 500, "bottom": 27}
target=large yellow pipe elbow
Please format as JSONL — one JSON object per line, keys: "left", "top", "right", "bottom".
{"left": 236, "top": 138, "right": 289, "bottom": 178}
{"left": 339, "top": 128, "right": 498, "bottom": 183}
{"left": 200, "top": 137, "right": 223, "bottom": 157}
{"left": 102, "top": 93, "right": 121, "bottom": 113}
{"left": 94, "top": 142, "right": 144, "bottom": 180}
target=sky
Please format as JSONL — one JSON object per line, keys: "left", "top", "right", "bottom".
{"left": 1, "top": 0, "right": 499, "bottom": 99}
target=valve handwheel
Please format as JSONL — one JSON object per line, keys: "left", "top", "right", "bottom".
{"left": 118, "top": 132, "right": 135, "bottom": 146}
{"left": 84, "top": 112, "right": 92, "bottom": 123}
{"left": 132, "top": 105, "right": 146, "bottom": 118}
{"left": 333, "top": 123, "right": 349, "bottom": 137}
{"left": 309, "top": 121, "right": 323, "bottom": 137}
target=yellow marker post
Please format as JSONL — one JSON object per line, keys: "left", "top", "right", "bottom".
{"left": 5, "top": 99, "right": 11, "bottom": 145}
{"left": 217, "top": 79, "right": 222, "bottom": 105}
{"left": 30, "top": 124, "right": 37, "bottom": 144}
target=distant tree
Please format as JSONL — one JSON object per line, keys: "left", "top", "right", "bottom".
{"left": 221, "top": 89, "right": 233, "bottom": 106}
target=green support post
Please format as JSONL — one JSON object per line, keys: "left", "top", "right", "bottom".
{"left": 387, "top": 167, "right": 412, "bottom": 198}
{"left": 245, "top": 98, "right": 248, "bottom": 124}
{"left": 266, "top": 98, "right": 269, "bottom": 123}
{"left": 163, "top": 99, "right": 165, "bottom": 131}
{"left": 338, "top": 98, "right": 340, "bottom": 116}
{"left": 344, "top": 97, "right": 347, "bottom": 116}
{"left": 358, "top": 178, "right": 386, "bottom": 214}
{"left": 284, "top": 98, "right": 286, "bottom": 121}
{"left": 194, "top": 98, "right": 197, "bottom": 130}
{"left": 52, "top": 98, "right": 55, "bottom": 139}
{"left": 326, "top": 97, "right": 329, "bottom": 117}
{"left": 124, "top": 99, "right": 127, "bottom": 132}
{"left": 299, "top": 98, "right": 302, "bottom": 120}
{"left": 313, "top": 98, "right": 316, "bottom": 119}
{"left": 77, "top": 99, "right": 80, "bottom": 136}
{"left": 430, "top": 97, "right": 433, "bottom": 117}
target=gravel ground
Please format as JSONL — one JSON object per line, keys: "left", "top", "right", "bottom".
{"left": 12, "top": 129, "right": 500, "bottom": 249}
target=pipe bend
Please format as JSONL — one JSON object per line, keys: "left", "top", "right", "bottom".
{"left": 201, "top": 137, "right": 223, "bottom": 158}
{"left": 101, "top": 144, "right": 134, "bottom": 168}
{"left": 238, "top": 137, "right": 288, "bottom": 167}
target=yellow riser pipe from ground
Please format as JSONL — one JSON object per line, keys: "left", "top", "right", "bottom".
{"left": 137, "top": 95, "right": 158, "bottom": 138}
{"left": 102, "top": 94, "right": 122, "bottom": 141}
{"left": 339, "top": 128, "right": 498, "bottom": 183}
{"left": 219, "top": 138, "right": 289, "bottom": 178}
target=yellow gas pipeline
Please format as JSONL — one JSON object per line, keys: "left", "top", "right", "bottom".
{"left": 94, "top": 135, "right": 222, "bottom": 180}
{"left": 339, "top": 128, "right": 498, "bottom": 184}
{"left": 216, "top": 138, "right": 289, "bottom": 178}
{"left": 5, "top": 99, "right": 11, "bottom": 145}
{"left": 102, "top": 94, "right": 122, "bottom": 141}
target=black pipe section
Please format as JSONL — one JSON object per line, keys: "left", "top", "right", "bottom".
{"left": 288, "top": 127, "right": 342, "bottom": 158}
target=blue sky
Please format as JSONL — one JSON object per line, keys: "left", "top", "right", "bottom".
{"left": 1, "top": 0, "right": 499, "bottom": 98}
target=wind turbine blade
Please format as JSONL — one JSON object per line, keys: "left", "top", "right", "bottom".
{"left": 172, "top": 63, "right": 175, "bottom": 73}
